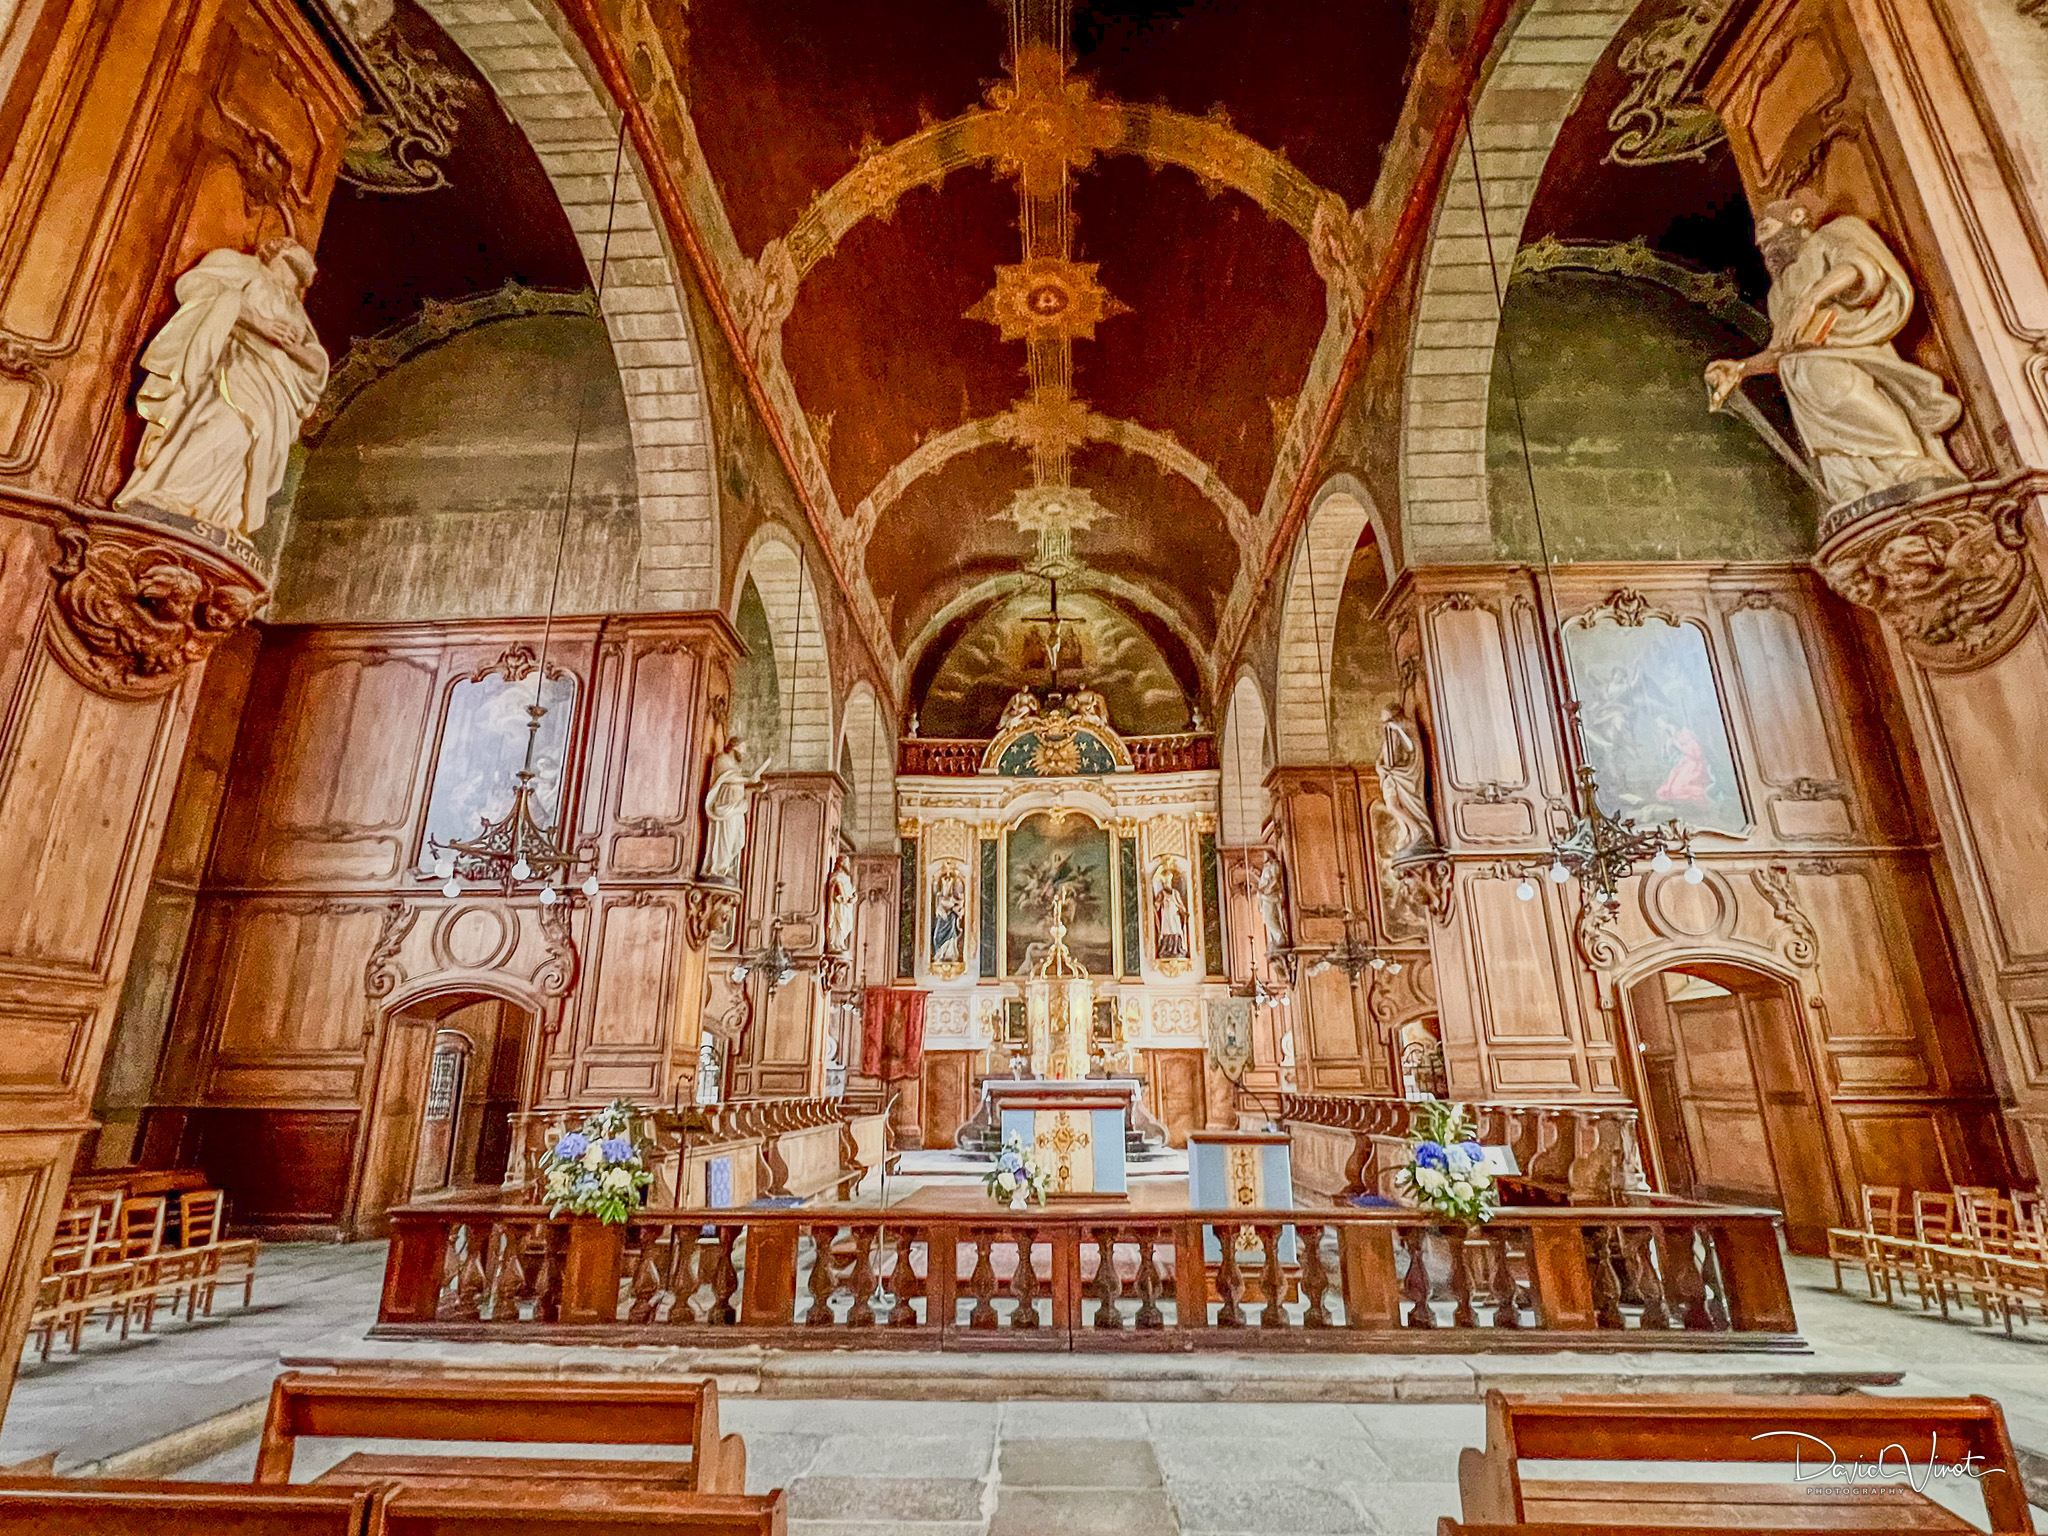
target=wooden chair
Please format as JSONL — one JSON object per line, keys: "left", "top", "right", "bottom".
{"left": 27, "top": 1208, "right": 101, "bottom": 1360}
{"left": 66, "top": 1195, "right": 166, "bottom": 1345}
{"left": 1457, "top": 1391, "right": 2036, "bottom": 1533}
{"left": 195, "top": 1189, "right": 263, "bottom": 1313}
{"left": 256, "top": 1372, "right": 747, "bottom": 1496}
{"left": 151, "top": 1189, "right": 260, "bottom": 1321}
{"left": 372, "top": 1486, "right": 786, "bottom": 1535}
{"left": 1827, "top": 1184, "right": 1904, "bottom": 1302}
{"left": 0, "top": 1476, "right": 374, "bottom": 1535}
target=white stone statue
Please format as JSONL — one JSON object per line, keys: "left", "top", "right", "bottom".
{"left": 825, "top": 855, "right": 856, "bottom": 955}
{"left": 1707, "top": 197, "right": 1966, "bottom": 509}
{"left": 1152, "top": 859, "right": 1191, "bottom": 963}
{"left": 115, "top": 240, "right": 329, "bottom": 538}
{"left": 996, "top": 688, "right": 1041, "bottom": 733}
{"left": 1068, "top": 687, "right": 1110, "bottom": 729}
{"left": 1376, "top": 704, "right": 1439, "bottom": 859}
{"left": 700, "top": 734, "right": 760, "bottom": 883}
{"left": 1255, "top": 856, "right": 1288, "bottom": 952}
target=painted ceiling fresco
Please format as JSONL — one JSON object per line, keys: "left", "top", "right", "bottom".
{"left": 669, "top": 0, "right": 1414, "bottom": 657}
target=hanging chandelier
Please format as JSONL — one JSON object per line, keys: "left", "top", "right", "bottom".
{"left": 729, "top": 884, "right": 812, "bottom": 996}
{"left": 1462, "top": 110, "right": 1703, "bottom": 921}
{"left": 427, "top": 119, "right": 635, "bottom": 911}
{"left": 1515, "top": 763, "right": 1700, "bottom": 908}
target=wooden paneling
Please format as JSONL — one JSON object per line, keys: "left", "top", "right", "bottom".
{"left": 920, "top": 1050, "right": 973, "bottom": 1150}
{"left": 189, "top": 1108, "right": 357, "bottom": 1227}
{"left": 1143, "top": 1049, "right": 1205, "bottom": 1147}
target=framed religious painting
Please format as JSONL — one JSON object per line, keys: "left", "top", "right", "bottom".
{"left": 1005, "top": 812, "right": 1115, "bottom": 975}
{"left": 419, "top": 651, "right": 578, "bottom": 872}
{"left": 1562, "top": 601, "right": 1747, "bottom": 836}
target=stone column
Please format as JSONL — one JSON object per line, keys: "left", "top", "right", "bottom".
{"left": 1709, "top": 0, "right": 2048, "bottom": 1174}
{"left": 0, "top": 0, "right": 356, "bottom": 1409}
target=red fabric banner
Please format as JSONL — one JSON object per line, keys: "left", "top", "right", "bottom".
{"left": 862, "top": 987, "right": 927, "bottom": 1081}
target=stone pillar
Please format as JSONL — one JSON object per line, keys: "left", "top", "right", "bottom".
{"left": 1710, "top": 0, "right": 2048, "bottom": 1174}
{"left": 0, "top": 0, "right": 356, "bottom": 1410}
{"left": 724, "top": 771, "right": 846, "bottom": 1098}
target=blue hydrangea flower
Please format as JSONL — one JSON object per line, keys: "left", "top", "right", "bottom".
{"left": 1457, "top": 1139, "right": 1485, "bottom": 1164}
{"left": 600, "top": 1135, "right": 634, "bottom": 1165}
{"left": 553, "top": 1132, "right": 590, "bottom": 1162}
{"left": 1413, "top": 1140, "right": 1449, "bottom": 1172}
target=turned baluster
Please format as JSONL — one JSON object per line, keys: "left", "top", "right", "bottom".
{"left": 846, "top": 1224, "right": 879, "bottom": 1327}
{"left": 665, "top": 1227, "right": 701, "bottom": 1325}
{"left": 1256, "top": 1225, "right": 1287, "bottom": 1329}
{"left": 1697, "top": 1224, "right": 1732, "bottom": 1330}
{"left": 1133, "top": 1232, "right": 1164, "bottom": 1330}
{"left": 967, "top": 1231, "right": 1000, "bottom": 1328}
{"left": 707, "top": 1225, "right": 740, "bottom": 1324}
{"left": 1215, "top": 1225, "right": 1246, "bottom": 1327}
{"left": 439, "top": 1221, "right": 485, "bottom": 1322}
{"left": 1297, "top": 1223, "right": 1331, "bottom": 1329}
{"left": 627, "top": 1225, "right": 664, "bottom": 1323}
{"left": 1657, "top": 1223, "right": 1711, "bottom": 1330}
{"left": 485, "top": 1222, "right": 525, "bottom": 1322}
{"left": 805, "top": 1224, "right": 839, "bottom": 1326}
{"left": 532, "top": 1223, "right": 565, "bottom": 1322}
{"left": 1587, "top": 1227, "right": 1625, "bottom": 1328}
{"left": 1009, "top": 1228, "right": 1039, "bottom": 1329}
{"left": 1400, "top": 1225, "right": 1436, "bottom": 1328}
{"left": 1446, "top": 1226, "right": 1476, "bottom": 1328}
{"left": 1486, "top": 1228, "right": 1523, "bottom": 1328}
{"left": 1094, "top": 1230, "right": 1125, "bottom": 1330}
{"left": 887, "top": 1229, "right": 917, "bottom": 1326}
{"left": 1623, "top": 1225, "right": 1671, "bottom": 1329}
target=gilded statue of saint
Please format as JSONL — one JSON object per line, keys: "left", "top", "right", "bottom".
{"left": 115, "top": 241, "right": 329, "bottom": 538}
{"left": 1707, "top": 197, "right": 1965, "bottom": 509}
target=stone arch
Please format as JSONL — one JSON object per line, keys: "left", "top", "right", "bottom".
{"left": 839, "top": 681, "right": 897, "bottom": 854}
{"left": 1274, "top": 481, "right": 1385, "bottom": 764}
{"left": 733, "top": 526, "right": 833, "bottom": 770}
{"left": 1399, "top": 0, "right": 1644, "bottom": 562}
{"left": 416, "top": 0, "right": 717, "bottom": 609}
{"left": 1219, "top": 673, "right": 1273, "bottom": 847}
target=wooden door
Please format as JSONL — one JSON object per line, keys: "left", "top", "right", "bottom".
{"left": 411, "top": 1032, "right": 471, "bottom": 1196}
{"left": 1144, "top": 1050, "right": 1205, "bottom": 1147}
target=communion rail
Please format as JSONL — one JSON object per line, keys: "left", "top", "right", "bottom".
{"left": 375, "top": 1202, "right": 1799, "bottom": 1352}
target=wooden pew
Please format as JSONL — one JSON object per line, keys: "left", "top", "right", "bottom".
{"left": 1458, "top": 1392, "right": 2036, "bottom": 1533}
{"left": 0, "top": 1476, "right": 374, "bottom": 1534}
{"left": 257, "top": 1372, "right": 746, "bottom": 1495}
{"left": 373, "top": 1486, "right": 787, "bottom": 1535}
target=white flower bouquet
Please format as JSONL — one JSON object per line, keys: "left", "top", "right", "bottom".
{"left": 537, "top": 1099, "right": 653, "bottom": 1225}
{"left": 983, "top": 1134, "right": 1053, "bottom": 1208}
{"left": 1393, "top": 1098, "right": 1499, "bottom": 1225}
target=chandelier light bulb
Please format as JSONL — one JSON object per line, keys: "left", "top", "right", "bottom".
{"left": 432, "top": 852, "right": 454, "bottom": 879}
{"left": 1370, "top": 956, "right": 1387, "bottom": 970}
{"left": 511, "top": 857, "right": 532, "bottom": 882}
{"left": 1650, "top": 848, "right": 1673, "bottom": 874}
{"left": 539, "top": 884, "right": 558, "bottom": 906}
{"left": 1547, "top": 861, "right": 1570, "bottom": 884}
{"left": 1388, "top": 962, "right": 1403, "bottom": 975}
{"left": 581, "top": 873, "right": 601, "bottom": 898}
{"left": 440, "top": 877, "right": 461, "bottom": 901}
{"left": 1516, "top": 878, "right": 1536, "bottom": 902}
{"left": 1683, "top": 859, "right": 1706, "bottom": 885}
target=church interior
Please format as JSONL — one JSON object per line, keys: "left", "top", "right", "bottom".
{"left": 3, "top": 0, "right": 2048, "bottom": 1529}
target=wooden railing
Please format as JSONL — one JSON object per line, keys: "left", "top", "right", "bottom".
{"left": 1278, "top": 1093, "right": 1648, "bottom": 1206}
{"left": 897, "top": 734, "right": 1219, "bottom": 777}
{"left": 376, "top": 1202, "right": 1798, "bottom": 1351}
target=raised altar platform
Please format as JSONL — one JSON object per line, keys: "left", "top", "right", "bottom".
{"left": 952, "top": 1075, "right": 1173, "bottom": 1158}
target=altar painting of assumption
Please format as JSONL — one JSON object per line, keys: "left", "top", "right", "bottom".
{"left": 1565, "top": 613, "right": 1746, "bottom": 835}
{"left": 420, "top": 667, "right": 578, "bottom": 868}
{"left": 1005, "top": 813, "right": 1115, "bottom": 976}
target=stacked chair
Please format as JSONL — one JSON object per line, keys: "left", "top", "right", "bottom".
{"left": 0, "top": 1370, "right": 784, "bottom": 1534}
{"left": 26, "top": 1182, "right": 260, "bottom": 1360}
{"left": 1828, "top": 1182, "right": 2047, "bottom": 1334}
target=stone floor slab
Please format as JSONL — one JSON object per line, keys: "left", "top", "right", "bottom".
{"left": 787, "top": 1474, "right": 989, "bottom": 1522}
{"left": 1167, "top": 1478, "right": 1374, "bottom": 1534}
{"left": 989, "top": 1487, "right": 1178, "bottom": 1535}
{"left": 998, "top": 1436, "right": 1162, "bottom": 1488}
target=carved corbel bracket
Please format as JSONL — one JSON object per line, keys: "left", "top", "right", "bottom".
{"left": 1815, "top": 475, "right": 2041, "bottom": 663}
{"left": 47, "top": 515, "right": 266, "bottom": 699}
{"left": 684, "top": 882, "right": 742, "bottom": 950}
{"left": 1389, "top": 848, "right": 1455, "bottom": 927}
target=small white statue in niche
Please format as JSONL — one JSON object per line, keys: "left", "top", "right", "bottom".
{"left": 115, "top": 240, "right": 329, "bottom": 540}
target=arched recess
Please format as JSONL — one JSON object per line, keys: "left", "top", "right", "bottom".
{"left": 839, "top": 682, "right": 897, "bottom": 854}
{"left": 415, "top": 0, "right": 718, "bottom": 608}
{"left": 1399, "top": 0, "right": 1644, "bottom": 562}
{"left": 1275, "top": 479, "right": 1390, "bottom": 764}
{"left": 1219, "top": 674, "right": 1273, "bottom": 847}
{"left": 733, "top": 526, "right": 833, "bottom": 771}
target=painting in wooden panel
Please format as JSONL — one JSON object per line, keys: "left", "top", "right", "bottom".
{"left": 1004, "top": 812, "right": 1113, "bottom": 976}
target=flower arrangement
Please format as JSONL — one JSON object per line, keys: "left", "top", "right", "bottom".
{"left": 538, "top": 1099, "right": 653, "bottom": 1225}
{"left": 1393, "top": 1099, "right": 1498, "bottom": 1224}
{"left": 983, "top": 1134, "right": 1053, "bottom": 1208}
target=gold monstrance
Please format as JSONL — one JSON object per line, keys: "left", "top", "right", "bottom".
{"left": 1026, "top": 886, "right": 1095, "bottom": 1081}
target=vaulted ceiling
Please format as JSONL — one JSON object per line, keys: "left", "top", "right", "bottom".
{"left": 670, "top": 0, "right": 1416, "bottom": 661}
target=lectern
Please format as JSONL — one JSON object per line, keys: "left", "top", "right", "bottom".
{"left": 1188, "top": 1128, "right": 1294, "bottom": 1261}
